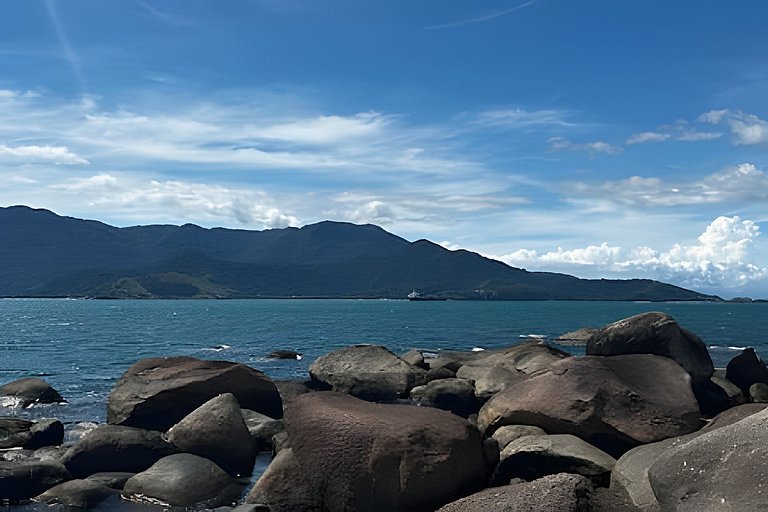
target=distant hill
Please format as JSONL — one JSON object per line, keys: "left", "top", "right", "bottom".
{"left": 0, "top": 205, "right": 720, "bottom": 301}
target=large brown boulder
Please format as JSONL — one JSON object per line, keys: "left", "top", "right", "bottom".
{"left": 649, "top": 406, "right": 768, "bottom": 511}
{"left": 61, "top": 425, "right": 176, "bottom": 478}
{"left": 308, "top": 345, "right": 426, "bottom": 401}
{"left": 122, "top": 453, "right": 242, "bottom": 508}
{"left": 166, "top": 393, "right": 256, "bottom": 477}
{"left": 0, "top": 377, "right": 65, "bottom": 408}
{"left": 478, "top": 355, "right": 702, "bottom": 456}
{"left": 586, "top": 312, "right": 714, "bottom": 384}
{"left": 247, "top": 391, "right": 496, "bottom": 512}
{"left": 107, "top": 356, "right": 282, "bottom": 431}
{"left": 436, "top": 473, "right": 593, "bottom": 512}
{"left": 409, "top": 378, "right": 479, "bottom": 417}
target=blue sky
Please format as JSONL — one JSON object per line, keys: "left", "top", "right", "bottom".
{"left": 1, "top": 1, "right": 767, "bottom": 297}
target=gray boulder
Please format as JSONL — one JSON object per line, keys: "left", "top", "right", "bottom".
{"left": 108, "top": 356, "right": 283, "bottom": 431}
{"left": 0, "top": 377, "right": 65, "bottom": 408}
{"left": 751, "top": 382, "right": 768, "bottom": 402}
{"left": 400, "top": 349, "right": 428, "bottom": 369}
{"left": 493, "top": 434, "right": 616, "bottom": 486}
{"left": 725, "top": 347, "right": 768, "bottom": 394}
{"left": 123, "top": 453, "right": 242, "bottom": 508}
{"left": 478, "top": 355, "right": 702, "bottom": 456}
{"left": 587, "top": 312, "right": 713, "bottom": 384}
{"left": 247, "top": 391, "right": 496, "bottom": 512}
{"left": 85, "top": 471, "right": 135, "bottom": 490}
{"left": 649, "top": 406, "right": 768, "bottom": 511}
{"left": 0, "top": 459, "right": 70, "bottom": 501}
{"left": 455, "top": 341, "right": 569, "bottom": 399}
{"left": 308, "top": 345, "right": 426, "bottom": 401}
{"left": 710, "top": 370, "right": 744, "bottom": 405}
{"left": 409, "top": 378, "right": 479, "bottom": 417}
{"left": 436, "top": 473, "right": 593, "bottom": 512}
{"left": 166, "top": 393, "right": 256, "bottom": 477}
{"left": 34, "top": 479, "right": 118, "bottom": 509}
{"left": 61, "top": 424, "right": 175, "bottom": 477}
{"left": 492, "top": 424, "right": 547, "bottom": 451}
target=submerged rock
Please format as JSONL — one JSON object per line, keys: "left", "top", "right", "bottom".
{"left": 107, "top": 356, "right": 283, "bottom": 431}
{"left": 0, "top": 377, "right": 66, "bottom": 408}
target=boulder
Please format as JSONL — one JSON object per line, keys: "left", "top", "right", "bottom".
{"left": 247, "top": 391, "right": 496, "bottom": 512}
{"left": 0, "top": 417, "right": 64, "bottom": 450}
{"left": 613, "top": 402, "right": 768, "bottom": 512}
{"left": 122, "top": 453, "right": 242, "bottom": 508}
{"left": 455, "top": 341, "right": 570, "bottom": 399}
{"left": 555, "top": 328, "right": 598, "bottom": 346}
{"left": 400, "top": 349, "right": 428, "bottom": 369}
{"left": 166, "top": 393, "right": 256, "bottom": 476}
{"left": 248, "top": 418, "right": 285, "bottom": 453}
{"left": 0, "top": 377, "right": 65, "bottom": 408}
{"left": 493, "top": 434, "right": 616, "bottom": 487}
{"left": 0, "top": 459, "right": 70, "bottom": 501}
{"left": 0, "top": 417, "right": 36, "bottom": 449}
{"left": 409, "top": 378, "right": 479, "bottom": 417}
{"left": 34, "top": 479, "right": 118, "bottom": 509}
{"left": 710, "top": 370, "right": 744, "bottom": 405}
{"left": 108, "top": 356, "right": 283, "bottom": 431}
{"left": 273, "top": 379, "right": 311, "bottom": 408}
{"left": 725, "top": 347, "right": 768, "bottom": 395}
{"left": 308, "top": 345, "right": 427, "bottom": 401}
{"left": 750, "top": 382, "right": 768, "bottom": 402}
{"left": 267, "top": 350, "right": 302, "bottom": 360}
{"left": 649, "top": 407, "right": 768, "bottom": 511}
{"left": 425, "top": 367, "right": 456, "bottom": 382}
{"left": 492, "top": 424, "right": 547, "bottom": 451}
{"left": 478, "top": 355, "right": 702, "bottom": 456}
{"left": 85, "top": 472, "right": 135, "bottom": 490}
{"left": 436, "top": 473, "right": 593, "bottom": 512}
{"left": 61, "top": 424, "right": 176, "bottom": 477}
{"left": 586, "top": 312, "right": 714, "bottom": 384}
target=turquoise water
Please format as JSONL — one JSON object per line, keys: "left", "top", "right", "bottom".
{"left": 1, "top": 298, "right": 767, "bottom": 425}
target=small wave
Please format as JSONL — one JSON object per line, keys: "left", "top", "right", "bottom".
{"left": 471, "top": 347, "right": 485, "bottom": 352}
{"left": 728, "top": 346, "right": 750, "bottom": 351}
{"left": 709, "top": 345, "right": 751, "bottom": 351}
{"left": 519, "top": 334, "right": 547, "bottom": 339}
{"left": 201, "top": 344, "right": 231, "bottom": 352}
{"left": 0, "top": 396, "right": 23, "bottom": 408}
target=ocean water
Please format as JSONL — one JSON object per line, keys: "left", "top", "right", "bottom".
{"left": 1, "top": 298, "right": 767, "bottom": 426}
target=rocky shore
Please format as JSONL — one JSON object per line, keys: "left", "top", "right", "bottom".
{"left": 2, "top": 311, "right": 768, "bottom": 511}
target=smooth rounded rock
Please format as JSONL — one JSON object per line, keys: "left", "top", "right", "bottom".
{"left": 123, "top": 453, "right": 242, "bottom": 508}
{"left": 108, "top": 356, "right": 283, "bottom": 431}
{"left": 0, "top": 377, "right": 65, "bottom": 408}
{"left": 478, "top": 354, "right": 703, "bottom": 456}
{"left": 492, "top": 424, "right": 547, "bottom": 451}
{"left": 34, "top": 479, "right": 118, "bottom": 509}
{"left": 409, "top": 378, "right": 479, "bottom": 417}
{"left": 751, "top": 382, "right": 768, "bottom": 402}
{"left": 726, "top": 347, "right": 768, "bottom": 395}
{"left": 0, "top": 459, "right": 70, "bottom": 501}
{"left": 309, "top": 345, "right": 426, "bottom": 401}
{"left": 166, "top": 393, "right": 256, "bottom": 477}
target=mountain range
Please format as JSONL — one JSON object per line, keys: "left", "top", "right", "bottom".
{"left": 0, "top": 205, "right": 719, "bottom": 301}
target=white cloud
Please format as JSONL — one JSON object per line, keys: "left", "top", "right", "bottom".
{"left": 0, "top": 144, "right": 89, "bottom": 165}
{"left": 549, "top": 137, "right": 622, "bottom": 155}
{"left": 252, "top": 112, "right": 391, "bottom": 145}
{"left": 493, "top": 216, "right": 768, "bottom": 292}
{"left": 675, "top": 130, "right": 723, "bottom": 142}
{"left": 626, "top": 131, "right": 671, "bottom": 145}
{"left": 696, "top": 109, "right": 768, "bottom": 145}
{"left": 51, "top": 173, "right": 298, "bottom": 229}
{"left": 474, "top": 108, "right": 577, "bottom": 128}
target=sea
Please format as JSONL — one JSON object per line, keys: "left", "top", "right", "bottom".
{"left": 1, "top": 298, "right": 767, "bottom": 428}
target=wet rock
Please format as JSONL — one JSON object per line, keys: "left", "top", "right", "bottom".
{"left": 436, "top": 473, "right": 593, "bottom": 512}
{"left": 0, "top": 417, "right": 64, "bottom": 450}
{"left": 61, "top": 424, "right": 175, "bottom": 478}
{"left": 166, "top": 393, "right": 256, "bottom": 477}
{"left": 108, "top": 356, "right": 283, "bottom": 431}
{"left": 308, "top": 345, "right": 426, "bottom": 401}
{"left": 493, "top": 434, "right": 616, "bottom": 487}
{"left": 34, "top": 479, "right": 118, "bottom": 509}
{"left": 267, "top": 350, "right": 302, "bottom": 360}
{"left": 478, "top": 355, "right": 702, "bottom": 456}
{"left": 247, "top": 391, "right": 495, "bottom": 512}
{"left": 0, "top": 458, "right": 70, "bottom": 501}
{"left": 123, "top": 453, "right": 242, "bottom": 508}
{"left": 409, "top": 378, "right": 479, "bottom": 417}
{"left": 0, "top": 377, "right": 65, "bottom": 408}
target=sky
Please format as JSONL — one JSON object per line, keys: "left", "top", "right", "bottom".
{"left": 1, "top": 1, "right": 767, "bottom": 298}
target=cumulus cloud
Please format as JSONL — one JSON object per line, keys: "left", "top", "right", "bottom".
{"left": 549, "top": 137, "right": 622, "bottom": 155}
{"left": 494, "top": 216, "right": 768, "bottom": 291}
{"left": 697, "top": 109, "right": 768, "bottom": 145}
{"left": 51, "top": 173, "right": 298, "bottom": 229}
{"left": 0, "top": 144, "right": 89, "bottom": 165}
